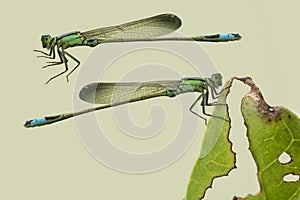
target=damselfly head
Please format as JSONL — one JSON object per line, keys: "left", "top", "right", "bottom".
{"left": 211, "top": 73, "right": 223, "bottom": 88}
{"left": 41, "top": 35, "right": 52, "bottom": 49}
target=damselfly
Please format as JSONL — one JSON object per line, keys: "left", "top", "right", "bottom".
{"left": 34, "top": 13, "right": 241, "bottom": 84}
{"left": 24, "top": 73, "right": 227, "bottom": 128}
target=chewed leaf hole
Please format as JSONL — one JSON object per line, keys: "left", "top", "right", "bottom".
{"left": 283, "top": 174, "right": 300, "bottom": 183}
{"left": 278, "top": 152, "right": 292, "bottom": 164}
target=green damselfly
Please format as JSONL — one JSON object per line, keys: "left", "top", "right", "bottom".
{"left": 24, "top": 73, "right": 227, "bottom": 128}
{"left": 35, "top": 13, "right": 241, "bottom": 84}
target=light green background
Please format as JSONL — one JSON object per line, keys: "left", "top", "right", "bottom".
{"left": 1, "top": 0, "right": 300, "bottom": 199}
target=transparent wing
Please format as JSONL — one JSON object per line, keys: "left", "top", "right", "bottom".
{"left": 79, "top": 80, "right": 182, "bottom": 105}
{"left": 81, "top": 13, "right": 182, "bottom": 40}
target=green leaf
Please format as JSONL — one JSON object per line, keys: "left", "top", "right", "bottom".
{"left": 234, "top": 77, "right": 300, "bottom": 200}
{"left": 185, "top": 79, "right": 235, "bottom": 200}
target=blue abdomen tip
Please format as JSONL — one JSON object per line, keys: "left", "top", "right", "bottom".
{"left": 30, "top": 117, "right": 47, "bottom": 125}
{"left": 219, "top": 34, "right": 235, "bottom": 40}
